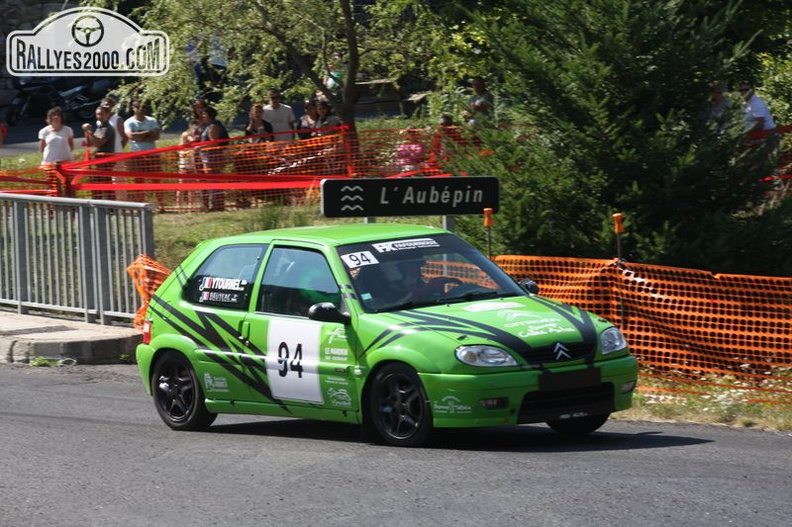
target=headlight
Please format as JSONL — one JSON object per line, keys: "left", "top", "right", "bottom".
{"left": 455, "top": 345, "right": 518, "bottom": 367}
{"left": 601, "top": 327, "right": 628, "bottom": 355}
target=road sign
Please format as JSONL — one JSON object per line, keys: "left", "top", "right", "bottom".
{"left": 321, "top": 176, "right": 499, "bottom": 218}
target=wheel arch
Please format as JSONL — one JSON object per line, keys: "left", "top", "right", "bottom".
{"left": 138, "top": 334, "right": 200, "bottom": 395}
{"left": 360, "top": 358, "right": 430, "bottom": 426}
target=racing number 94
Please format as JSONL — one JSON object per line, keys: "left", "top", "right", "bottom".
{"left": 277, "top": 341, "right": 304, "bottom": 378}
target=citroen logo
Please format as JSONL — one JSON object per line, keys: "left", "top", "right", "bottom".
{"left": 553, "top": 342, "right": 571, "bottom": 360}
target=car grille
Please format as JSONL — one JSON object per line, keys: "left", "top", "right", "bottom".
{"left": 516, "top": 342, "right": 595, "bottom": 364}
{"left": 518, "top": 383, "right": 615, "bottom": 424}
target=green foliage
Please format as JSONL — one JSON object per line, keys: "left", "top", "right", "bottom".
{"left": 30, "top": 356, "right": 53, "bottom": 367}
{"left": 759, "top": 51, "right": 792, "bottom": 125}
{"left": 85, "top": 0, "right": 464, "bottom": 127}
{"left": 449, "top": 0, "right": 792, "bottom": 274}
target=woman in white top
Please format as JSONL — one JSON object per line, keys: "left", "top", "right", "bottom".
{"left": 38, "top": 106, "right": 74, "bottom": 165}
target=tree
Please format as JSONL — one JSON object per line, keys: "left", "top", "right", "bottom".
{"left": 446, "top": 0, "right": 791, "bottom": 275}
{"left": 90, "top": 0, "right": 450, "bottom": 127}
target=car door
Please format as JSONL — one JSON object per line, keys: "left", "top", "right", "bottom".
{"left": 179, "top": 243, "right": 267, "bottom": 401}
{"left": 242, "top": 244, "right": 359, "bottom": 413}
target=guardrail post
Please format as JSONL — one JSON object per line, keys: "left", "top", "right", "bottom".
{"left": 94, "top": 206, "right": 112, "bottom": 325}
{"left": 78, "top": 205, "right": 97, "bottom": 323}
{"left": 12, "top": 201, "right": 29, "bottom": 314}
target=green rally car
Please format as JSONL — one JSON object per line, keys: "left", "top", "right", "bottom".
{"left": 137, "top": 224, "right": 637, "bottom": 446}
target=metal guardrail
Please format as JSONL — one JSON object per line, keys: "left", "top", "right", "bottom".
{"left": 0, "top": 193, "right": 155, "bottom": 324}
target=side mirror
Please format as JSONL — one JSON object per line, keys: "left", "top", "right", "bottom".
{"left": 519, "top": 279, "right": 540, "bottom": 295}
{"left": 308, "top": 302, "right": 351, "bottom": 325}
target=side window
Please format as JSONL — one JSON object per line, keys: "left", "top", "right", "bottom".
{"left": 184, "top": 244, "right": 267, "bottom": 310}
{"left": 258, "top": 247, "right": 341, "bottom": 316}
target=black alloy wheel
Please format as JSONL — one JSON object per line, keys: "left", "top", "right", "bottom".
{"left": 151, "top": 351, "right": 216, "bottom": 431}
{"left": 369, "top": 363, "right": 433, "bottom": 447}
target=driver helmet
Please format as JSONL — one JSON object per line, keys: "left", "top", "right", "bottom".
{"left": 381, "top": 259, "right": 425, "bottom": 292}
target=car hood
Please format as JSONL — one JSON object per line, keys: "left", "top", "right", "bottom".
{"left": 357, "top": 295, "right": 608, "bottom": 366}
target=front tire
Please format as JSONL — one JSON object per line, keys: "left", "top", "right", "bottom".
{"left": 368, "top": 363, "right": 433, "bottom": 447}
{"left": 546, "top": 413, "right": 610, "bottom": 436}
{"left": 151, "top": 351, "right": 216, "bottom": 431}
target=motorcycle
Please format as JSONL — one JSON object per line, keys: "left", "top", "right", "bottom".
{"left": 6, "top": 76, "right": 118, "bottom": 126}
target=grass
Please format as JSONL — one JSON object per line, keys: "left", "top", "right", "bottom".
{"left": 616, "top": 390, "right": 792, "bottom": 431}
{"left": 153, "top": 203, "right": 443, "bottom": 270}
{"left": 614, "top": 370, "right": 792, "bottom": 431}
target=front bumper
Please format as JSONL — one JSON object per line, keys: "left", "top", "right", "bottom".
{"left": 420, "top": 355, "right": 638, "bottom": 428}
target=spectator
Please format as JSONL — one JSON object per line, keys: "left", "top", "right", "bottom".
{"left": 200, "top": 106, "right": 230, "bottom": 143}
{"left": 177, "top": 119, "right": 202, "bottom": 207}
{"left": 313, "top": 99, "right": 341, "bottom": 137}
{"left": 82, "top": 106, "right": 115, "bottom": 155}
{"left": 124, "top": 100, "right": 160, "bottom": 201}
{"left": 468, "top": 76, "right": 493, "bottom": 118}
{"left": 708, "top": 82, "right": 731, "bottom": 121}
{"left": 199, "top": 105, "right": 230, "bottom": 211}
{"left": 245, "top": 103, "right": 273, "bottom": 143}
{"left": 430, "top": 114, "right": 462, "bottom": 166}
{"left": 738, "top": 80, "right": 775, "bottom": 134}
{"left": 264, "top": 89, "right": 296, "bottom": 142}
{"left": 1, "top": 121, "right": 9, "bottom": 147}
{"left": 324, "top": 52, "right": 344, "bottom": 98}
{"left": 82, "top": 106, "right": 115, "bottom": 200}
{"left": 396, "top": 127, "right": 427, "bottom": 172}
{"left": 179, "top": 119, "right": 202, "bottom": 173}
{"left": 124, "top": 100, "right": 160, "bottom": 152}
{"left": 100, "top": 97, "right": 127, "bottom": 153}
{"left": 297, "top": 100, "right": 318, "bottom": 139}
{"left": 189, "top": 97, "right": 208, "bottom": 140}
{"left": 39, "top": 106, "right": 74, "bottom": 165}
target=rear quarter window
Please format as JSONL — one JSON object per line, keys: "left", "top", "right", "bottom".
{"left": 184, "top": 244, "right": 267, "bottom": 310}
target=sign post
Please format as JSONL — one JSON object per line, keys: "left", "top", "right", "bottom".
{"left": 321, "top": 176, "right": 499, "bottom": 218}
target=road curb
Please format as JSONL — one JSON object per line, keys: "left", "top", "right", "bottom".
{"left": 0, "top": 313, "right": 142, "bottom": 364}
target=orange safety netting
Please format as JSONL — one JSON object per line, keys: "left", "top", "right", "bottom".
{"left": 0, "top": 165, "right": 61, "bottom": 196}
{"left": 495, "top": 256, "right": 792, "bottom": 404}
{"left": 49, "top": 125, "right": 485, "bottom": 211}
{"left": 127, "top": 253, "right": 791, "bottom": 404}
{"left": 126, "top": 255, "right": 171, "bottom": 330}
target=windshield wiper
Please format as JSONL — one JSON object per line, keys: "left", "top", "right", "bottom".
{"left": 441, "top": 290, "right": 514, "bottom": 303}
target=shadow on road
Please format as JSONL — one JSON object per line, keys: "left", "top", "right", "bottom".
{"left": 207, "top": 418, "right": 712, "bottom": 452}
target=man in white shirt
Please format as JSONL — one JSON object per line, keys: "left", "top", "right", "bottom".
{"left": 739, "top": 80, "right": 775, "bottom": 133}
{"left": 123, "top": 100, "right": 161, "bottom": 201}
{"left": 124, "top": 100, "right": 160, "bottom": 151}
{"left": 264, "top": 89, "right": 296, "bottom": 142}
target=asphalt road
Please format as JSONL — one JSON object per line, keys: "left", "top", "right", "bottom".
{"left": 1, "top": 363, "right": 790, "bottom": 527}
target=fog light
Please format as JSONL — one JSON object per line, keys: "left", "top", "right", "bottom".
{"left": 480, "top": 397, "right": 509, "bottom": 410}
{"left": 621, "top": 381, "right": 637, "bottom": 393}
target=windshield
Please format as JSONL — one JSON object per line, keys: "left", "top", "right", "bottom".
{"left": 337, "top": 233, "right": 525, "bottom": 312}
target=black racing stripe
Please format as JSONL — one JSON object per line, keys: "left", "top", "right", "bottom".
{"left": 399, "top": 310, "right": 533, "bottom": 355}
{"left": 173, "top": 265, "right": 189, "bottom": 287}
{"left": 366, "top": 319, "right": 501, "bottom": 352}
{"left": 204, "top": 351, "right": 289, "bottom": 412}
{"left": 153, "top": 301, "right": 265, "bottom": 356}
{"left": 527, "top": 296, "right": 597, "bottom": 343}
{"left": 148, "top": 302, "right": 288, "bottom": 409}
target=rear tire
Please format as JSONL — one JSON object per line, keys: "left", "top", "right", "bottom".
{"left": 368, "top": 363, "right": 433, "bottom": 447}
{"left": 151, "top": 351, "right": 216, "bottom": 431}
{"left": 546, "top": 413, "right": 609, "bottom": 436}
